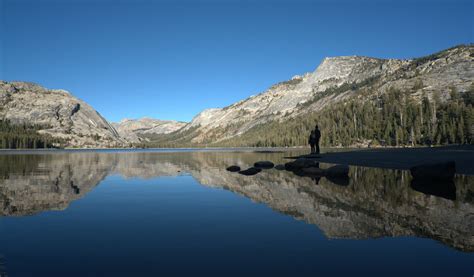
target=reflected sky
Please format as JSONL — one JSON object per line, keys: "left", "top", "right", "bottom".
{"left": 0, "top": 150, "right": 473, "bottom": 276}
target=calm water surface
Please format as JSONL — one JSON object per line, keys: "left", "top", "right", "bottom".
{"left": 0, "top": 150, "right": 472, "bottom": 276}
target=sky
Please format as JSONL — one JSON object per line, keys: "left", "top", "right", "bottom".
{"left": 1, "top": 0, "right": 473, "bottom": 123}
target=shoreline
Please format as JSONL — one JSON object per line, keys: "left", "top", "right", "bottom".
{"left": 0, "top": 144, "right": 459, "bottom": 151}
{"left": 1, "top": 145, "right": 473, "bottom": 175}
{"left": 314, "top": 145, "right": 474, "bottom": 176}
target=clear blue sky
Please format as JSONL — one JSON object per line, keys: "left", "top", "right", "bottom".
{"left": 1, "top": 0, "right": 473, "bottom": 122}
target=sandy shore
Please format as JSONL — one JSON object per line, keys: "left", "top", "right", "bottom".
{"left": 313, "top": 145, "right": 474, "bottom": 175}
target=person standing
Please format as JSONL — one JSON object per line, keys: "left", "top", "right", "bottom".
{"left": 308, "top": 130, "right": 316, "bottom": 154}
{"left": 314, "top": 125, "right": 321, "bottom": 154}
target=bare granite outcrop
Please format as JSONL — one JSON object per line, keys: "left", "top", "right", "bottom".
{"left": 0, "top": 81, "right": 125, "bottom": 148}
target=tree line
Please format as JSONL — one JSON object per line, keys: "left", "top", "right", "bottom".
{"left": 216, "top": 85, "right": 473, "bottom": 148}
{"left": 143, "top": 85, "right": 473, "bottom": 148}
{"left": 0, "top": 119, "right": 62, "bottom": 149}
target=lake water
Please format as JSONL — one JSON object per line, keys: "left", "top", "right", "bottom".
{"left": 0, "top": 149, "right": 472, "bottom": 276}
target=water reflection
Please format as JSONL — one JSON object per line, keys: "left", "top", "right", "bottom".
{"left": 0, "top": 151, "right": 473, "bottom": 252}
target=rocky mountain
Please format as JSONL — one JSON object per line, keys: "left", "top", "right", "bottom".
{"left": 0, "top": 81, "right": 186, "bottom": 148}
{"left": 155, "top": 45, "right": 473, "bottom": 146}
{"left": 0, "top": 81, "right": 125, "bottom": 148}
{"left": 112, "top": 118, "right": 186, "bottom": 143}
{"left": 1, "top": 45, "right": 472, "bottom": 148}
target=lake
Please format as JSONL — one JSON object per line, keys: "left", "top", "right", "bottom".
{"left": 0, "top": 149, "right": 472, "bottom": 276}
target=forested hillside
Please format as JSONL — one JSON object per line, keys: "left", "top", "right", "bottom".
{"left": 142, "top": 45, "right": 474, "bottom": 148}
{"left": 146, "top": 84, "right": 473, "bottom": 148}
{"left": 0, "top": 81, "right": 125, "bottom": 148}
{"left": 1, "top": 45, "right": 472, "bottom": 149}
{"left": 0, "top": 120, "right": 62, "bottom": 149}
{"left": 220, "top": 86, "right": 473, "bottom": 147}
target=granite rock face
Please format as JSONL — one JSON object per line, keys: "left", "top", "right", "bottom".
{"left": 0, "top": 81, "right": 125, "bottom": 148}
{"left": 2, "top": 45, "right": 473, "bottom": 147}
{"left": 171, "top": 45, "right": 474, "bottom": 144}
{"left": 112, "top": 117, "right": 186, "bottom": 143}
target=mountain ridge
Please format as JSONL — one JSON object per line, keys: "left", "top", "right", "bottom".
{"left": 146, "top": 44, "right": 473, "bottom": 147}
{"left": 112, "top": 117, "right": 187, "bottom": 143}
{"left": 1, "top": 44, "right": 473, "bottom": 148}
{"left": 0, "top": 81, "right": 125, "bottom": 148}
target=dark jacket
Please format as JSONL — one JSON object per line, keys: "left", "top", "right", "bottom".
{"left": 308, "top": 131, "right": 317, "bottom": 144}
{"left": 314, "top": 129, "right": 321, "bottom": 141}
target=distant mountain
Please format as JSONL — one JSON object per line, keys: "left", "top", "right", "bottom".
{"left": 150, "top": 44, "right": 474, "bottom": 147}
{"left": 112, "top": 118, "right": 186, "bottom": 143}
{"left": 0, "top": 82, "right": 186, "bottom": 148}
{"left": 1, "top": 45, "right": 472, "bottom": 148}
{"left": 0, "top": 81, "right": 125, "bottom": 148}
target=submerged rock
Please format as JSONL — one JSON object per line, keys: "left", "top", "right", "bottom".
{"left": 254, "top": 161, "right": 274, "bottom": 169}
{"left": 238, "top": 167, "right": 262, "bottom": 176}
{"left": 325, "top": 165, "right": 350, "bottom": 177}
{"left": 301, "top": 167, "right": 325, "bottom": 175}
{"left": 410, "top": 161, "right": 456, "bottom": 181}
{"left": 274, "top": 164, "right": 286, "bottom": 170}
{"left": 285, "top": 158, "right": 319, "bottom": 170}
{"left": 226, "top": 165, "right": 241, "bottom": 172}
{"left": 326, "top": 176, "right": 350, "bottom": 186}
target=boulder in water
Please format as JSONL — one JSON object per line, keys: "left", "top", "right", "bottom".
{"left": 324, "top": 165, "right": 349, "bottom": 177}
{"left": 274, "top": 164, "right": 286, "bottom": 170}
{"left": 285, "top": 158, "right": 319, "bottom": 171}
{"left": 301, "top": 167, "right": 325, "bottom": 175}
{"left": 226, "top": 165, "right": 241, "bottom": 172}
{"left": 326, "top": 176, "right": 350, "bottom": 186}
{"left": 254, "top": 161, "right": 274, "bottom": 169}
{"left": 410, "top": 161, "right": 456, "bottom": 181}
{"left": 238, "top": 167, "right": 262, "bottom": 176}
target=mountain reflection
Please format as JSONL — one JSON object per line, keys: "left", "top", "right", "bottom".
{"left": 0, "top": 151, "right": 473, "bottom": 252}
